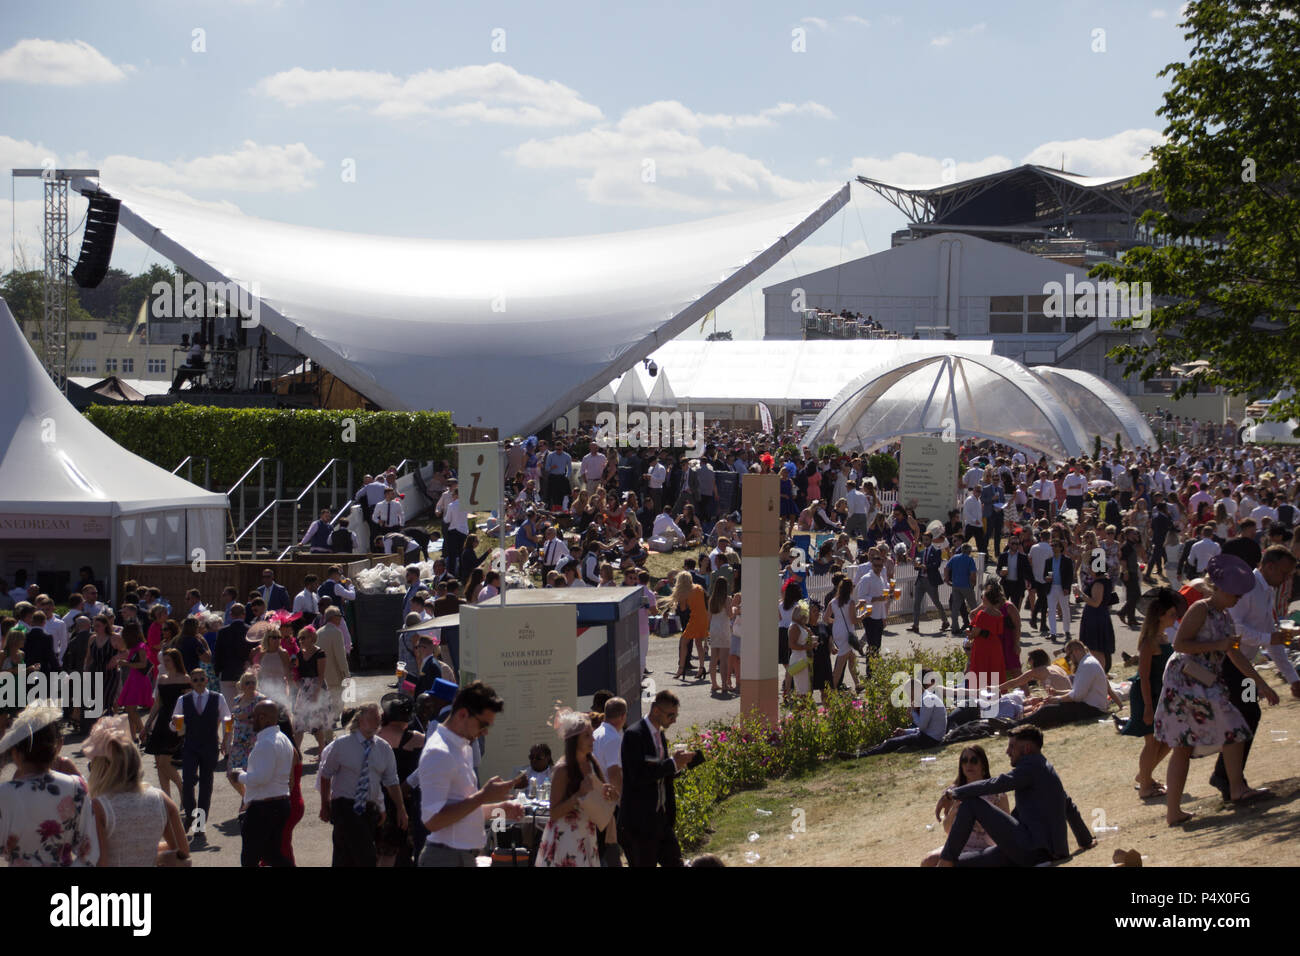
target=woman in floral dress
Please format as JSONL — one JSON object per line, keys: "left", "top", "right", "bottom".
{"left": 1154, "top": 554, "right": 1277, "bottom": 826}
{"left": 224, "top": 672, "right": 268, "bottom": 801}
{"left": 536, "top": 712, "right": 619, "bottom": 868}
{"left": 0, "top": 703, "right": 98, "bottom": 866}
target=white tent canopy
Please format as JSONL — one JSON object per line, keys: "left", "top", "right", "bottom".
{"left": 646, "top": 369, "right": 677, "bottom": 409}
{"left": 1030, "top": 367, "right": 1156, "bottom": 450}
{"left": 0, "top": 298, "right": 229, "bottom": 577}
{"left": 611, "top": 371, "right": 649, "bottom": 408}
{"left": 75, "top": 178, "right": 849, "bottom": 435}
{"left": 802, "top": 353, "right": 1093, "bottom": 460}
{"left": 613, "top": 339, "right": 995, "bottom": 407}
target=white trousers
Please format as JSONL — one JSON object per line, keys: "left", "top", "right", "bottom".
{"left": 1047, "top": 586, "right": 1071, "bottom": 637}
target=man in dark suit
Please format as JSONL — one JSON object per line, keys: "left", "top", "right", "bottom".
{"left": 937, "top": 724, "right": 1094, "bottom": 866}
{"left": 996, "top": 538, "right": 1032, "bottom": 609}
{"left": 909, "top": 533, "right": 949, "bottom": 634}
{"left": 257, "top": 569, "right": 291, "bottom": 612}
{"left": 212, "top": 603, "right": 252, "bottom": 706}
{"left": 618, "top": 689, "right": 703, "bottom": 867}
{"left": 1145, "top": 501, "right": 1174, "bottom": 581}
{"left": 22, "top": 614, "right": 57, "bottom": 676}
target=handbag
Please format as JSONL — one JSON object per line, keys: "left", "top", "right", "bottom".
{"left": 788, "top": 656, "right": 812, "bottom": 677}
{"left": 1181, "top": 656, "right": 1218, "bottom": 687}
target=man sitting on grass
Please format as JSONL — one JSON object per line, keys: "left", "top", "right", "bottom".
{"left": 937, "top": 724, "right": 1095, "bottom": 867}
{"left": 1018, "top": 640, "right": 1123, "bottom": 729}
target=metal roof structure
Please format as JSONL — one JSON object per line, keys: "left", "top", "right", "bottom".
{"left": 856, "top": 164, "right": 1156, "bottom": 245}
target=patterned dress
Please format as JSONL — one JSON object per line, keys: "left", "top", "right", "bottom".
{"left": 535, "top": 781, "right": 599, "bottom": 867}
{"left": 0, "top": 771, "right": 98, "bottom": 866}
{"left": 228, "top": 692, "right": 269, "bottom": 771}
{"left": 1153, "top": 601, "right": 1252, "bottom": 756}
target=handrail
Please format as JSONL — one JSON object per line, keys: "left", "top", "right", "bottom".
{"left": 225, "top": 457, "right": 282, "bottom": 538}
{"left": 170, "top": 455, "right": 211, "bottom": 489}
{"left": 226, "top": 457, "right": 279, "bottom": 500}
{"left": 275, "top": 458, "right": 354, "bottom": 560}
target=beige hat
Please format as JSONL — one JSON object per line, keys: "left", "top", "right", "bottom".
{"left": 0, "top": 700, "right": 63, "bottom": 757}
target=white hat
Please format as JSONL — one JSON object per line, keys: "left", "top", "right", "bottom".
{"left": 0, "top": 700, "right": 63, "bottom": 757}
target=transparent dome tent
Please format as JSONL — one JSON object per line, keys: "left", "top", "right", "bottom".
{"left": 1030, "top": 367, "right": 1156, "bottom": 450}
{"left": 801, "top": 354, "right": 1094, "bottom": 461}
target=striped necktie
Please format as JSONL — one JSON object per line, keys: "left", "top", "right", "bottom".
{"left": 354, "top": 737, "right": 372, "bottom": 814}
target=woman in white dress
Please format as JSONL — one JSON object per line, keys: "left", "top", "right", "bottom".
{"left": 535, "top": 712, "right": 619, "bottom": 868}
{"left": 86, "top": 715, "right": 190, "bottom": 866}
{"left": 787, "top": 601, "right": 815, "bottom": 696}
{"left": 827, "top": 579, "right": 863, "bottom": 694}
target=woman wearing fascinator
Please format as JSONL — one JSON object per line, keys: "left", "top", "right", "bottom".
{"left": 535, "top": 709, "right": 620, "bottom": 868}
{"left": 85, "top": 714, "right": 190, "bottom": 866}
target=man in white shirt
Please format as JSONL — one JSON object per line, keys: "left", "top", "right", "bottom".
{"left": 1061, "top": 468, "right": 1087, "bottom": 513}
{"left": 293, "top": 575, "right": 320, "bottom": 618}
{"left": 1021, "top": 641, "right": 1113, "bottom": 728}
{"left": 1219, "top": 548, "right": 1300, "bottom": 796}
{"left": 854, "top": 552, "right": 889, "bottom": 654}
{"left": 172, "top": 669, "right": 233, "bottom": 837}
{"left": 592, "top": 696, "right": 627, "bottom": 867}
{"left": 373, "top": 487, "right": 405, "bottom": 533}
{"left": 845, "top": 480, "right": 869, "bottom": 539}
{"left": 540, "top": 526, "right": 572, "bottom": 575}
{"left": 238, "top": 701, "right": 295, "bottom": 867}
{"left": 437, "top": 479, "right": 470, "bottom": 577}
{"left": 961, "top": 488, "right": 986, "bottom": 556}
{"left": 1027, "top": 530, "right": 1054, "bottom": 635}
{"left": 963, "top": 463, "right": 984, "bottom": 492}
{"left": 580, "top": 447, "right": 608, "bottom": 492}
{"left": 1187, "top": 524, "right": 1221, "bottom": 574}
{"left": 35, "top": 595, "right": 68, "bottom": 667}
{"left": 647, "top": 456, "right": 668, "bottom": 513}
{"left": 416, "top": 681, "right": 520, "bottom": 867}
{"left": 651, "top": 507, "right": 685, "bottom": 549}
{"left": 1029, "top": 472, "right": 1055, "bottom": 519}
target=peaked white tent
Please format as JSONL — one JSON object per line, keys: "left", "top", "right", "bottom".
{"left": 611, "top": 371, "right": 649, "bottom": 408}
{"left": 74, "top": 178, "right": 849, "bottom": 435}
{"left": 646, "top": 369, "right": 678, "bottom": 409}
{"left": 0, "top": 298, "right": 229, "bottom": 591}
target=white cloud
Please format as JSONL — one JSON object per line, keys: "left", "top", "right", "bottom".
{"left": 1020, "top": 129, "right": 1163, "bottom": 177}
{"left": 801, "top": 16, "right": 829, "bottom": 29}
{"left": 843, "top": 15, "right": 871, "bottom": 26}
{"left": 1149, "top": 9, "right": 1168, "bottom": 18}
{"left": 98, "top": 141, "right": 323, "bottom": 193}
{"left": 511, "top": 100, "right": 837, "bottom": 212}
{"left": 930, "top": 22, "right": 986, "bottom": 48}
{"left": 0, "top": 39, "right": 131, "bottom": 85}
{"left": 256, "top": 63, "right": 602, "bottom": 127}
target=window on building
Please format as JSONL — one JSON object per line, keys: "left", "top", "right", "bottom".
{"left": 147, "top": 358, "right": 167, "bottom": 374}
{"left": 988, "top": 295, "right": 1024, "bottom": 334}
{"left": 70, "top": 359, "right": 97, "bottom": 374}
{"left": 120, "top": 358, "right": 134, "bottom": 374}
{"left": 104, "top": 358, "right": 118, "bottom": 373}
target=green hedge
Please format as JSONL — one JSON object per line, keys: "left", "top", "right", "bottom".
{"left": 82, "top": 404, "right": 457, "bottom": 489}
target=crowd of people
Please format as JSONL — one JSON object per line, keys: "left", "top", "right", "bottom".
{"left": 4, "top": 419, "right": 1300, "bottom": 867}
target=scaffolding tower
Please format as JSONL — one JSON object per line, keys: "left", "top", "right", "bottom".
{"left": 11, "top": 168, "right": 100, "bottom": 393}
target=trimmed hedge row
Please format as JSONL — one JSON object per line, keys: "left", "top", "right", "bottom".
{"left": 82, "top": 404, "right": 457, "bottom": 489}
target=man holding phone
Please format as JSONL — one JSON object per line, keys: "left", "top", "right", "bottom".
{"left": 619, "top": 689, "right": 704, "bottom": 867}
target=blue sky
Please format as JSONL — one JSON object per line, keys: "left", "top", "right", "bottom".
{"left": 2, "top": 0, "right": 1191, "bottom": 337}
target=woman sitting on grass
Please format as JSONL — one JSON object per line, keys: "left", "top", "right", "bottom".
{"left": 921, "top": 745, "right": 1011, "bottom": 866}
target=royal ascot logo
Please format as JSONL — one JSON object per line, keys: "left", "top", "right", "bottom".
{"left": 518, "top": 624, "right": 535, "bottom": 642}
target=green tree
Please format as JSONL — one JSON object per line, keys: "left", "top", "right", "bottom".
{"left": 1095, "top": 1, "right": 1300, "bottom": 422}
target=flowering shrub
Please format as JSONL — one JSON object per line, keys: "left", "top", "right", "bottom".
{"left": 675, "top": 645, "right": 968, "bottom": 848}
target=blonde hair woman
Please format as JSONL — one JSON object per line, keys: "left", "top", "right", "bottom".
{"left": 672, "top": 571, "right": 709, "bottom": 681}
{"left": 86, "top": 715, "right": 190, "bottom": 866}
{"left": 787, "top": 601, "right": 815, "bottom": 696}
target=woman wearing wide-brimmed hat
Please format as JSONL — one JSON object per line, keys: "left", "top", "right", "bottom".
{"left": 0, "top": 701, "right": 98, "bottom": 866}
{"left": 1154, "top": 554, "right": 1278, "bottom": 826}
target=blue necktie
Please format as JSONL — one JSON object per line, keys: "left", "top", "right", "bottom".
{"left": 354, "top": 738, "right": 372, "bottom": 815}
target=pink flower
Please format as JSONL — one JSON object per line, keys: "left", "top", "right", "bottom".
{"left": 38, "top": 820, "right": 62, "bottom": 839}
{"left": 56, "top": 797, "right": 75, "bottom": 822}
{"left": 718, "top": 732, "right": 728, "bottom": 742}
